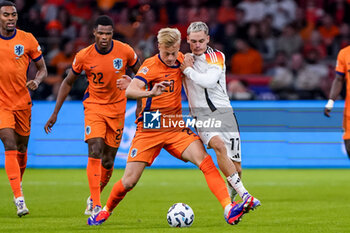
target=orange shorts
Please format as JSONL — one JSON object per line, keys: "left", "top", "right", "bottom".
{"left": 127, "top": 126, "right": 200, "bottom": 165}
{"left": 0, "top": 108, "right": 31, "bottom": 136}
{"left": 343, "top": 116, "right": 350, "bottom": 139}
{"left": 84, "top": 111, "right": 125, "bottom": 148}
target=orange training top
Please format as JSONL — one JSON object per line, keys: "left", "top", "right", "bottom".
{"left": 72, "top": 39, "right": 138, "bottom": 116}
{"left": 0, "top": 29, "right": 42, "bottom": 110}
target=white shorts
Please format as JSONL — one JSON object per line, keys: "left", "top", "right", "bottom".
{"left": 193, "top": 109, "right": 241, "bottom": 162}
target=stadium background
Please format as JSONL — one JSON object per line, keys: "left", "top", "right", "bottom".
{"left": 1, "top": 0, "right": 350, "bottom": 168}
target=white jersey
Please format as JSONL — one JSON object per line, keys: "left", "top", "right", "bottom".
{"left": 183, "top": 47, "right": 231, "bottom": 116}
{"left": 183, "top": 47, "right": 241, "bottom": 162}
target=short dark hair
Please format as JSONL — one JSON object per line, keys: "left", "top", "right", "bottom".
{"left": 0, "top": 0, "right": 16, "bottom": 9}
{"left": 94, "top": 15, "right": 114, "bottom": 29}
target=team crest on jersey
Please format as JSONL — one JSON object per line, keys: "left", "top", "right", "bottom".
{"left": 113, "top": 58, "right": 123, "bottom": 70}
{"left": 14, "top": 44, "right": 24, "bottom": 56}
{"left": 85, "top": 126, "right": 91, "bottom": 135}
{"left": 130, "top": 148, "right": 137, "bottom": 158}
{"left": 140, "top": 67, "right": 149, "bottom": 75}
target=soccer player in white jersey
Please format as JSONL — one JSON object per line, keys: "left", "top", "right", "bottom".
{"left": 181, "top": 21, "right": 261, "bottom": 210}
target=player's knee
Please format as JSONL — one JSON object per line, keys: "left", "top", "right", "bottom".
{"left": 102, "top": 159, "right": 114, "bottom": 169}
{"left": 16, "top": 144, "right": 27, "bottom": 153}
{"left": 122, "top": 178, "right": 138, "bottom": 190}
{"left": 89, "top": 146, "right": 103, "bottom": 159}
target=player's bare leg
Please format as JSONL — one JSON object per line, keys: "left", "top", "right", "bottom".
{"left": 209, "top": 136, "right": 260, "bottom": 210}
{"left": 0, "top": 128, "right": 29, "bottom": 217}
{"left": 344, "top": 139, "right": 350, "bottom": 159}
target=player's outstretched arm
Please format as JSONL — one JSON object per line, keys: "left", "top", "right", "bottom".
{"left": 324, "top": 73, "right": 345, "bottom": 117}
{"left": 125, "top": 78, "right": 170, "bottom": 99}
{"left": 26, "top": 57, "right": 48, "bottom": 91}
{"left": 44, "top": 69, "right": 79, "bottom": 133}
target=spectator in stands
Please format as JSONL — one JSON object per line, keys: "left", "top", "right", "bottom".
{"left": 259, "top": 16, "right": 277, "bottom": 63}
{"left": 217, "top": 0, "right": 236, "bottom": 24}
{"left": 269, "top": 51, "right": 296, "bottom": 99}
{"left": 276, "top": 23, "right": 303, "bottom": 57}
{"left": 264, "top": 0, "right": 297, "bottom": 32}
{"left": 318, "top": 13, "right": 339, "bottom": 55}
{"left": 227, "top": 80, "right": 255, "bottom": 100}
{"left": 302, "top": 30, "right": 327, "bottom": 60}
{"left": 331, "top": 23, "right": 350, "bottom": 58}
{"left": 294, "top": 50, "right": 328, "bottom": 99}
{"left": 230, "top": 37, "right": 263, "bottom": 75}
{"left": 237, "top": 0, "right": 266, "bottom": 24}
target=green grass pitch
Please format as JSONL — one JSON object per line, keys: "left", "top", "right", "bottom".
{"left": 1, "top": 168, "right": 350, "bottom": 233}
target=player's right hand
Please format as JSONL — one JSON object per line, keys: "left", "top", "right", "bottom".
{"left": 149, "top": 81, "right": 171, "bottom": 97}
{"left": 324, "top": 108, "right": 331, "bottom": 117}
{"left": 180, "top": 53, "right": 194, "bottom": 72}
{"left": 44, "top": 114, "right": 57, "bottom": 134}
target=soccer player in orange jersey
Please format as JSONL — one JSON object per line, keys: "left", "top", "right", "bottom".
{"left": 88, "top": 28, "right": 255, "bottom": 226}
{"left": 44, "top": 15, "right": 140, "bottom": 216}
{"left": 324, "top": 45, "right": 350, "bottom": 159}
{"left": 0, "top": 1, "right": 47, "bottom": 217}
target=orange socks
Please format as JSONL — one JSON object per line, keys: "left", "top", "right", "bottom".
{"left": 17, "top": 151, "right": 27, "bottom": 181}
{"left": 87, "top": 157, "right": 101, "bottom": 208}
{"left": 199, "top": 156, "right": 231, "bottom": 208}
{"left": 5, "top": 150, "right": 22, "bottom": 198}
{"left": 100, "top": 166, "right": 113, "bottom": 192}
{"left": 106, "top": 180, "right": 129, "bottom": 212}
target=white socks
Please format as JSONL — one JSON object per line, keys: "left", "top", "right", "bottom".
{"left": 227, "top": 173, "right": 248, "bottom": 199}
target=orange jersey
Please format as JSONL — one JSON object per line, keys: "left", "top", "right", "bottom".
{"left": 134, "top": 53, "right": 184, "bottom": 126}
{"left": 0, "top": 29, "right": 42, "bottom": 110}
{"left": 72, "top": 40, "right": 138, "bottom": 116}
{"left": 335, "top": 45, "right": 350, "bottom": 118}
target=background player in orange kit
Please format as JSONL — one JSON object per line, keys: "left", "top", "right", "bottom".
{"left": 44, "top": 15, "right": 140, "bottom": 216}
{"left": 0, "top": 1, "right": 47, "bottom": 217}
{"left": 324, "top": 45, "right": 350, "bottom": 159}
{"left": 88, "top": 28, "right": 255, "bottom": 226}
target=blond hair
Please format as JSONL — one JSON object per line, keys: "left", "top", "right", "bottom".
{"left": 157, "top": 28, "right": 181, "bottom": 47}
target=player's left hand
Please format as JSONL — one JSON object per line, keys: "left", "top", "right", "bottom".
{"left": 26, "top": 80, "right": 40, "bottom": 91}
{"left": 117, "top": 75, "right": 132, "bottom": 90}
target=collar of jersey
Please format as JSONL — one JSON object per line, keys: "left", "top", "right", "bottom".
{"left": 157, "top": 54, "right": 180, "bottom": 68}
{"left": 0, "top": 28, "right": 17, "bottom": 40}
{"left": 95, "top": 40, "right": 114, "bottom": 55}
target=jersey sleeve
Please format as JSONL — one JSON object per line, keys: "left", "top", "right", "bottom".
{"left": 125, "top": 43, "right": 138, "bottom": 68}
{"left": 27, "top": 33, "right": 42, "bottom": 62}
{"left": 183, "top": 51, "right": 225, "bottom": 88}
{"left": 71, "top": 51, "right": 84, "bottom": 75}
{"left": 134, "top": 59, "right": 155, "bottom": 85}
{"left": 335, "top": 49, "right": 346, "bottom": 76}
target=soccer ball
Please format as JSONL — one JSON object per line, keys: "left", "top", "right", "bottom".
{"left": 166, "top": 203, "right": 194, "bottom": 227}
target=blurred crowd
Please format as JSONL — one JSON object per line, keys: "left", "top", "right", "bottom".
{"left": 16, "top": 0, "right": 350, "bottom": 100}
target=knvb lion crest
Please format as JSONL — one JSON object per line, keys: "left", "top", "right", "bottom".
{"left": 113, "top": 58, "right": 123, "bottom": 70}
{"left": 14, "top": 44, "right": 24, "bottom": 56}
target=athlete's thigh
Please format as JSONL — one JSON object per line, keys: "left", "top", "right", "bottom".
{"left": 164, "top": 128, "right": 201, "bottom": 164}
{"left": 105, "top": 114, "right": 125, "bottom": 148}
{"left": 0, "top": 128, "right": 17, "bottom": 150}
{"left": 14, "top": 109, "right": 31, "bottom": 137}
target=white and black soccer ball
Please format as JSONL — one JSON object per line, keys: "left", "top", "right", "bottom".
{"left": 166, "top": 203, "right": 194, "bottom": 227}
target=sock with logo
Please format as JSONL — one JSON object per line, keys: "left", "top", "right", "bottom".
{"left": 100, "top": 165, "right": 113, "bottom": 192}
{"left": 199, "top": 156, "right": 231, "bottom": 208}
{"left": 5, "top": 150, "right": 22, "bottom": 198}
{"left": 87, "top": 157, "right": 101, "bottom": 208}
{"left": 227, "top": 172, "right": 249, "bottom": 199}
{"left": 17, "top": 151, "right": 27, "bottom": 181}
